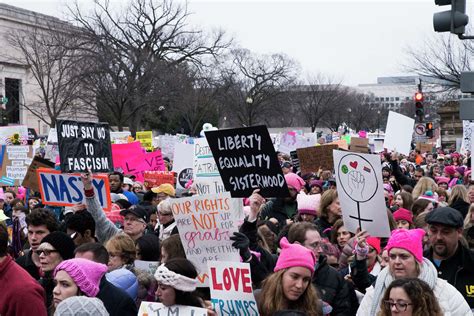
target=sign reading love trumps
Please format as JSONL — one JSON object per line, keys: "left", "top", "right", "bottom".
{"left": 205, "top": 125, "right": 289, "bottom": 198}
{"left": 57, "top": 120, "right": 113, "bottom": 173}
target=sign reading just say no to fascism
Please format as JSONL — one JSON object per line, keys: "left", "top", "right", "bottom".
{"left": 57, "top": 120, "right": 113, "bottom": 173}
{"left": 205, "top": 125, "right": 289, "bottom": 198}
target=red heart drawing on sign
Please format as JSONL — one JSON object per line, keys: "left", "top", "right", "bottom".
{"left": 349, "top": 161, "right": 358, "bottom": 169}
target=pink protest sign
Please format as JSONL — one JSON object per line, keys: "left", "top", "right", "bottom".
{"left": 114, "top": 149, "right": 166, "bottom": 181}
{"left": 112, "top": 141, "right": 143, "bottom": 165}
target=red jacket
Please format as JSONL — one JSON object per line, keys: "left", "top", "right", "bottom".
{"left": 0, "top": 255, "right": 47, "bottom": 316}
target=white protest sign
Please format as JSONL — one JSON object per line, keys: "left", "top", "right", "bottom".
{"left": 193, "top": 138, "right": 226, "bottom": 195}
{"left": 333, "top": 150, "right": 391, "bottom": 237}
{"left": 208, "top": 261, "right": 259, "bottom": 316}
{"left": 138, "top": 302, "right": 208, "bottom": 316}
{"left": 278, "top": 132, "right": 315, "bottom": 154}
{"left": 462, "top": 121, "right": 474, "bottom": 155}
{"left": 269, "top": 133, "right": 281, "bottom": 151}
{"left": 0, "top": 125, "right": 28, "bottom": 145}
{"left": 170, "top": 193, "right": 242, "bottom": 286}
{"left": 173, "top": 143, "right": 194, "bottom": 190}
{"left": 383, "top": 111, "right": 414, "bottom": 156}
{"left": 134, "top": 260, "right": 159, "bottom": 275}
{"left": 0, "top": 145, "right": 33, "bottom": 186}
{"left": 110, "top": 131, "right": 131, "bottom": 144}
{"left": 160, "top": 134, "right": 177, "bottom": 159}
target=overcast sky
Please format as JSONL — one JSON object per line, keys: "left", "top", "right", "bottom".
{"left": 1, "top": 0, "right": 466, "bottom": 86}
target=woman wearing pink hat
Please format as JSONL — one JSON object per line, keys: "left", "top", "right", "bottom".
{"left": 257, "top": 237, "right": 322, "bottom": 316}
{"left": 357, "top": 229, "right": 471, "bottom": 315}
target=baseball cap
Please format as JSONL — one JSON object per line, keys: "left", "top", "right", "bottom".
{"left": 120, "top": 205, "right": 148, "bottom": 223}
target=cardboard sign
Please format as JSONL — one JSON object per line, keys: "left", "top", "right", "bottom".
{"left": 384, "top": 111, "right": 414, "bottom": 156}
{"left": 143, "top": 171, "right": 175, "bottom": 189}
{"left": 21, "top": 156, "right": 55, "bottom": 191}
{"left": 205, "top": 126, "right": 289, "bottom": 198}
{"left": 136, "top": 131, "right": 153, "bottom": 151}
{"left": 193, "top": 138, "right": 226, "bottom": 195}
{"left": 208, "top": 261, "right": 259, "bottom": 316}
{"left": 0, "top": 125, "right": 28, "bottom": 145}
{"left": 172, "top": 143, "right": 194, "bottom": 190}
{"left": 134, "top": 260, "right": 159, "bottom": 275}
{"left": 37, "top": 168, "right": 112, "bottom": 211}
{"left": 138, "top": 302, "right": 208, "bottom": 316}
{"left": 416, "top": 142, "right": 433, "bottom": 153}
{"left": 333, "top": 150, "right": 391, "bottom": 237}
{"left": 350, "top": 137, "right": 369, "bottom": 153}
{"left": 0, "top": 145, "right": 34, "bottom": 186}
{"left": 297, "top": 144, "right": 338, "bottom": 174}
{"left": 56, "top": 120, "right": 113, "bottom": 173}
{"left": 170, "top": 193, "right": 242, "bottom": 286}
{"left": 329, "top": 139, "right": 348, "bottom": 150}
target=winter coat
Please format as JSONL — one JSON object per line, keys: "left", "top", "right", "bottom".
{"left": 449, "top": 198, "right": 469, "bottom": 219}
{"left": 259, "top": 198, "right": 297, "bottom": 229}
{"left": 96, "top": 277, "right": 138, "bottom": 316}
{"left": 389, "top": 159, "right": 416, "bottom": 188}
{"left": 85, "top": 189, "right": 121, "bottom": 243}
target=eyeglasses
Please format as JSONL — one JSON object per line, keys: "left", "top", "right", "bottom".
{"left": 383, "top": 300, "right": 412, "bottom": 311}
{"left": 35, "top": 249, "right": 59, "bottom": 256}
{"left": 158, "top": 212, "right": 172, "bottom": 216}
{"left": 124, "top": 216, "right": 145, "bottom": 224}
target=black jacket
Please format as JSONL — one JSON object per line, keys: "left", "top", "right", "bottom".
{"left": 16, "top": 250, "right": 41, "bottom": 280}
{"left": 96, "top": 277, "right": 138, "bottom": 316}
{"left": 449, "top": 198, "right": 469, "bottom": 219}
{"left": 315, "top": 217, "right": 333, "bottom": 239}
{"left": 389, "top": 159, "right": 416, "bottom": 188}
{"left": 259, "top": 198, "right": 297, "bottom": 229}
{"left": 312, "top": 255, "right": 357, "bottom": 316}
{"left": 425, "top": 242, "right": 474, "bottom": 309}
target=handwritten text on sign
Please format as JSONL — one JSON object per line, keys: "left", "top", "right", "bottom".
{"left": 170, "top": 193, "right": 242, "bottom": 285}
{"left": 138, "top": 302, "right": 207, "bottom": 316}
{"left": 193, "top": 138, "right": 226, "bottom": 195}
{"left": 37, "top": 168, "right": 112, "bottom": 211}
{"left": 208, "top": 261, "right": 259, "bottom": 316}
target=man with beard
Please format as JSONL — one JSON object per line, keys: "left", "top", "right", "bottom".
{"left": 425, "top": 207, "right": 474, "bottom": 309}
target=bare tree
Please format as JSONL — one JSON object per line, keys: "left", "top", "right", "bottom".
{"left": 7, "top": 25, "right": 86, "bottom": 127}
{"left": 68, "top": 0, "right": 230, "bottom": 132}
{"left": 218, "top": 48, "right": 299, "bottom": 127}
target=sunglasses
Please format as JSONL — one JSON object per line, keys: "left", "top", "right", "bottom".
{"left": 35, "top": 249, "right": 59, "bottom": 256}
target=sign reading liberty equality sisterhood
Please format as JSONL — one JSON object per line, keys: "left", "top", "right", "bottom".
{"left": 205, "top": 125, "right": 289, "bottom": 198}
{"left": 57, "top": 120, "right": 113, "bottom": 173}
{"left": 170, "top": 193, "right": 242, "bottom": 286}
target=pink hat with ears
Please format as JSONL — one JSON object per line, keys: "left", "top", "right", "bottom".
{"left": 385, "top": 228, "right": 426, "bottom": 263}
{"left": 284, "top": 173, "right": 305, "bottom": 192}
{"left": 17, "top": 187, "right": 26, "bottom": 200}
{"left": 274, "top": 237, "right": 316, "bottom": 274}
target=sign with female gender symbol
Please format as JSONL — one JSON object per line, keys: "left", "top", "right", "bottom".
{"left": 333, "top": 150, "right": 391, "bottom": 237}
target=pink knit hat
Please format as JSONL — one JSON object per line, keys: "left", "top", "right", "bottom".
{"left": 444, "top": 165, "right": 456, "bottom": 176}
{"left": 0, "top": 188, "right": 4, "bottom": 201}
{"left": 366, "top": 237, "right": 381, "bottom": 254}
{"left": 284, "top": 173, "right": 305, "bottom": 192}
{"left": 436, "top": 176, "right": 450, "bottom": 185}
{"left": 297, "top": 193, "right": 320, "bottom": 216}
{"left": 385, "top": 229, "right": 426, "bottom": 263}
{"left": 393, "top": 208, "right": 413, "bottom": 224}
{"left": 54, "top": 258, "right": 108, "bottom": 297}
{"left": 274, "top": 237, "right": 316, "bottom": 274}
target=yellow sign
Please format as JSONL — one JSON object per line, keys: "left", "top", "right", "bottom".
{"left": 135, "top": 131, "right": 153, "bottom": 151}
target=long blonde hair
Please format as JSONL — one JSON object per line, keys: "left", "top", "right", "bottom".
{"left": 258, "top": 269, "right": 322, "bottom": 316}
{"left": 464, "top": 204, "right": 474, "bottom": 229}
{"left": 412, "top": 177, "right": 437, "bottom": 200}
{"left": 448, "top": 185, "right": 469, "bottom": 205}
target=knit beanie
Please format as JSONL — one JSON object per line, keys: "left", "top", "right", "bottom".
{"left": 105, "top": 268, "right": 138, "bottom": 300}
{"left": 54, "top": 296, "right": 109, "bottom": 316}
{"left": 393, "top": 208, "right": 414, "bottom": 224}
{"left": 366, "top": 237, "right": 381, "bottom": 254}
{"left": 455, "top": 166, "right": 465, "bottom": 176}
{"left": 54, "top": 258, "right": 108, "bottom": 297}
{"left": 418, "top": 191, "right": 438, "bottom": 203}
{"left": 444, "top": 165, "right": 455, "bottom": 176}
{"left": 284, "top": 173, "right": 305, "bottom": 192}
{"left": 385, "top": 229, "right": 425, "bottom": 263}
{"left": 41, "top": 231, "right": 75, "bottom": 260}
{"left": 436, "top": 176, "right": 450, "bottom": 185}
{"left": 274, "top": 237, "right": 316, "bottom": 274}
{"left": 297, "top": 193, "right": 320, "bottom": 216}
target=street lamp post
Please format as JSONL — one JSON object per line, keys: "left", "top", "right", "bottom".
{"left": 377, "top": 110, "right": 381, "bottom": 137}
{"left": 245, "top": 97, "right": 253, "bottom": 127}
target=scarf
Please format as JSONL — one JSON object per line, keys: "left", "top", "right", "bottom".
{"left": 369, "top": 258, "right": 438, "bottom": 316}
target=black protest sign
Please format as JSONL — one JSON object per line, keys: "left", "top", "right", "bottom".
{"left": 205, "top": 125, "right": 289, "bottom": 198}
{"left": 57, "top": 120, "right": 113, "bottom": 173}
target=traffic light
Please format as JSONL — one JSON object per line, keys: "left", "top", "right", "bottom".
{"left": 415, "top": 92, "right": 424, "bottom": 122}
{"left": 433, "top": 0, "right": 469, "bottom": 35}
{"left": 426, "top": 122, "right": 434, "bottom": 138}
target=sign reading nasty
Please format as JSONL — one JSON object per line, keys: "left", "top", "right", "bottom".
{"left": 205, "top": 125, "right": 289, "bottom": 198}
{"left": 56, "top": 120, "right": 113, "bottom": 173}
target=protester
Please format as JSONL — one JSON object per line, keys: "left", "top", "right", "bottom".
{"left": 316, "top": 189, "right": 342, "bottom": 238}
{"left": 109, "top": 172, "right": 139, "bottom": 205}
{"left": 447, "top": 185, "right": 470, "bottom": 218}
{"left": 54, "top": 297, "right": 109, "bottom": 316}
{"left": 135, "top": 233, "right": 160, "bottom": 261}
{"left": 151, "top": 183, "right": 176, "bottom": 205}
{"left": 105, "top": 234, "right": 136, "bottom": 271}
{"left": 160, "top": 234, "right": 187, "bottom": 263}
{"left": 0, "top": 225, "right": 48, "bottom": 316}
{"left": 393, "top": 208, "right": 414, "bottom": 230}
{"left": 65, "top": 210, "right": 97, "bottom": 246}
{"left": 155, "top": 199, "right": 178, "bottom": 241}
{"left": 330, "top": 219, "right": 353, "bottom": 251}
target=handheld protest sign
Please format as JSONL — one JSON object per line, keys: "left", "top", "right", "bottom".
{"left": 297, "top": 144, "right": 338, "bottom": 174}
{"left": 193, "top": 137, "right": 226, "bottom": 195}
{"left": 333, "top": 150, "right": 391, "bottom": 237}
{"left": 0, "top": 125, "right": 28, "bottom": 145}
{"left": 0, "top": 145, "right": 34, "bottom": 186}
{"left": 143, "top": 171, "right": 175, "bottom": 189}
{"left": 56, "top": 120, "right": 113, "bottom": 173}
{"left": 384, "top": 111, "right": 414, "bottom": 156}
{"left": 135, "top": 131, "right": 153, "bottom": 151}
{"left": 208, "top": 261, "right": 259, "bottom": 316}
{"left": 205, "top": 125, "right": 289, "bottom": 198}
{"left": 138, "top": 302, "right": 208, "bottom": 316}
{"left": 37, "top": 168, "right": 112, "bottom": 211}
{"left": 21, "top": 156, "right": 55, "bottom": 191}
{"left": 170, "top": 193, "right": 242, "bottom": 286}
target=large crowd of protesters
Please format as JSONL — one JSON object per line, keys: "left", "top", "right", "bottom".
{"left": 2, "top": 143, "right": 474, "bottom": 316}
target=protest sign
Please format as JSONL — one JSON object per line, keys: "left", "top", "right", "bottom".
{"left": 269, "top": 133, "right": 281, "bottom": 151}
{"left": 416, "top": 142, "right": 433, "bottom": 153}
{"left": 110, "top": 131, "right": 131, "bottom": 144}
{"left": 297, "top": 144, "right": 338, "bottom": 174}
{"left": 350, "top": 137, "right": 369, "bottom": 153}
{"left": 56, "top": 120, "right": 113, "bottom": 173}
{"left": 278, "top": 132, "right": 315, "bottom": 154}
{"left": 329, "top": 139, "right": 348, "bottom": 150}
{"left": 119, "top": 150, "right": 166, "bottom": 182}
{"left": 138, "top": 302, "right": 208, "bottom": 316}
{"left": 160, "top": 134, "right": 177, "bottom": 159}
{"left": 0, "top": 145, "right": 34, "bottom": 186}
{"left": 373, "top": 139, "right": 384, "bottom": 153}
{"left": 333, "top": 150, "right": 391, "bottom": 237}
{"left": 384, "top": 111, "right": 414, "bottom": 156}
{"left": 172, "top": 143, "right": 194, "bottom": 190}
{"left": 112, "top": 141, "right": 143, "bottom": 166}
{"left": 290, "top": 150, "right": 300, "bottom": 172}
{"left": 208, "top": 261, "right": 259, "bottom": 316}
{"left": 170, "top": 193, "right": 242, "bottom": 286}
{"left": 21, "top": 156, "right": 55, "bottom": 191}
{"left": 193, "top": 138, "right": 226, "bottom": 195}
{"left": 134, "top": 260, "right": 159, "bottom": 275}
{"left": 37, "top": 168, "right": 112, "bottom": 211}
{"left": 143, "top": 171, "right": 175, "bottom": 189}
{"left": 0, "top": 125, "right": 28, "bottom": 145}
{"left": 136, "top": 131, "right": 153, "bottom": 151}
{"left": 27, "top": 128, "right": 38, "bottom": 145}
{"left": 205, "top": 125, "right": 288, "bottom": 198}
